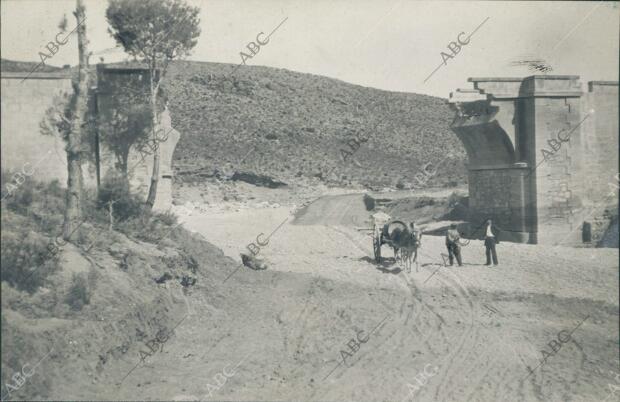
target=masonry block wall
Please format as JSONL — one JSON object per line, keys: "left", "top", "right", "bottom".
{"left": 525, "top": 76, "right": 584, "bottom": 245}
{"left": 449, "top": 75, "right": 618, "bottom": 246}
{"left": 1, "top": 66, "right": 180, "bottom": 212}
{"left": 467, "top": 167, "right": 531, "bottom": 241}
{"left": 1, "top": 72, "right": 75, "bottom": 185}
{"left": 581, "top": 82, "right": 619, "bottom": 245}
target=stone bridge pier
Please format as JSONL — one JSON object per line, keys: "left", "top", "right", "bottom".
{"left": 1, "top": 65, "right": 181, "bottom": 212}
{"left": 449, "top": 76, "right": 618, "bottom": 245}
{"left": 96, "top": 65, "right": 180, "bottom": 211}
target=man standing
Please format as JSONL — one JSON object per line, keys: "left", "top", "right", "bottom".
{"left": 410, "top": 222, "right": 422, "bottom": 246}
{"left": 484, "top": 219, "right": 500, "bottom": 266}
{"left": 445, "top": 224, "right": 462, "bottom": 267}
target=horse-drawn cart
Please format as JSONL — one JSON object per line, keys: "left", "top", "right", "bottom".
{"left": 373, "top": 220, "right": 409, "bottom": 262}
{"left": 371, "top": 213, "right": 421, "bottom": 271}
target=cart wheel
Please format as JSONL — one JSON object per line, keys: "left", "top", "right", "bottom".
{"left": 373, "top": 236, "right": 381, "bottom": 262}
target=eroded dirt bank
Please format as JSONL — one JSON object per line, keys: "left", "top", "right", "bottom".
{"left": 103, "top": 193, "right": 617, "bottom": 402}
{"left": 29, "top": 192, "right": 618, "bottom": 401}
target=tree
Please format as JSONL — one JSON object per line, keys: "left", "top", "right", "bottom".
{"left": 99, "top": 89, "right": 152, "bottom": 178}
{"left": 106, "top": 0, "right": 200, "bottom": 209}
{"left": 39, "top": 1, "right": 90, "bottom": 240}
{"left": 64, "top": 0, "right": 90, "bottom": 239}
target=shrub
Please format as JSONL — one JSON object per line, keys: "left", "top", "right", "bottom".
{"left": 116, "top": 210, "right": 179, "bottom": 244}
{"left": 415, "top": 197, "right": 436, "bottom": 208}
{"left": 45, "top": 179, "right": 65, "bottom": 198}
{"left": 155, "top": 210, "right": 178, "bottom": 226}
{"left": 35, "top": 213, "right": 64, "bottom": 237}
{"left": 11, "top": 184, "right": 34, "bottom": 211}
{"left": 1, "top": 170, "right": 36, "bottom": 214}
{"left": 0, "top": 228, "right": 60, "bottom": 293}
{"left": 97, "top": 171, "right": 146, "bottom": 222}
{"left": 31, "top": 183, "right": 66, "bottom": 236}
{"left": 65, "top": 271, "right": 97, "bottom": 310}
{"left": 82, "top": 188, "right": 112, "bottom": 224}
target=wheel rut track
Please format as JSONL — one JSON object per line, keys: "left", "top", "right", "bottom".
{"left": 453, "top": 269, "right": 550, "bottom": 402}
{"left": 322, "top": 224, "right": 479, "bottom": 401}
{"left": 216, "top": 199, "right": 481, "bottom": 400}
{"left": 411, "top": 264, "right": 480, "bottom": 402}
{"left": 325, "top": 225, "right": 443, "bottom": 344}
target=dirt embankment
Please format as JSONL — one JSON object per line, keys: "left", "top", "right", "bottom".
{"left": 165, "top": 192, "right": 618, "bottom": 402}
{"left": 3, "top": 190, "right": 618, "bottom": 401}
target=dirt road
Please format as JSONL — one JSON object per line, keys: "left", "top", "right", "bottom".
{"left": 96, "top": 193, "right": 618, "bottom": 402}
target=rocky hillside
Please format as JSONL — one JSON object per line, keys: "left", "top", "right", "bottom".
{"left": 163, "top": 61, "right": 466, "bottom": 189}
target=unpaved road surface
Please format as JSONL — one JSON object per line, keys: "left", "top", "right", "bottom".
{"left": 102, "top": 194, "right": 618, "bottom": 402}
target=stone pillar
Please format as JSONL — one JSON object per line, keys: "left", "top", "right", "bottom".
{"left": 521, "top": 76, "right": 583, "bottom": 245}
{"left": 580, "top": 81, "right": 619, "bottom": 245}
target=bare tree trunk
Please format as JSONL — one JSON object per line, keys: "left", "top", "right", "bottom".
{"left": 145, "top": 61, "right": 160, "bottom": 209}
{"left": 62, "top": 0, "right": 89, "bottom": 240}
{"left": 119, "top": 148, "right": 129, "bottom": 179}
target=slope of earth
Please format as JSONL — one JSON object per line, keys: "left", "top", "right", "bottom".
{"left": 162, "top": 60, "right": 466, "bottom": 190}
{"left": 4, "top": 183, "right": 617, "bottom": 401}
{"left": 0, "top": 176, "right": 228, "bottom": 401}
{"left": 149, "top": 193, "right": 616, "bottom": 402}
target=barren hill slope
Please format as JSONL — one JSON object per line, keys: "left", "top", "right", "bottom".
{"left": 163, "top": 60, "right": 466, "bottom": 189}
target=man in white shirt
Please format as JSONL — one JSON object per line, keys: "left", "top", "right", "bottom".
{"left": 484, "top": 219, "right": 499, "bottom": 266}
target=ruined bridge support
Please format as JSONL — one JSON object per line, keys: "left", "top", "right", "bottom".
{"left": 1, "top": 65, "right": 182, "bottom": 212}
{"left": 449, "top": 76, "right": 618, "bottom": 245}
{"left": 96, "top": 65, "right": 180, "bottom": 211}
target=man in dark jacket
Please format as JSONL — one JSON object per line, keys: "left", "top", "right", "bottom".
{"left": 484, "top": 219, "right": 500, "bottom": 266}
{"left": 445, "top": 224, "right": 462, "bottom": 266}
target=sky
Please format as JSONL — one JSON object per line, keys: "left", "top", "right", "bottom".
{"left": 1, "top": 0, "right": 618, "bottom": 98}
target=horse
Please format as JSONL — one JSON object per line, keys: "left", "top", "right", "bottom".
{"left": 390, "top": 227, "right": 421, "bottom": 273}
